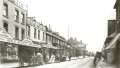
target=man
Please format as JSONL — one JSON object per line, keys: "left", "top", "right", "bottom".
{"left": 93, "top": 52, "right": 102, "bottom": 66}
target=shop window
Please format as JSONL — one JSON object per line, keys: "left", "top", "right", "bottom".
{"left": 15, "top": 26, "right": 19, "bottom": 40}
{"left": 3, "top": 3, "right": 8, "bottom": 18}
{"left": 3, "top": 22, "right": 8, "bottom": 32}
{"left": 7, "top": 45, "right": 18, "bottom": 60}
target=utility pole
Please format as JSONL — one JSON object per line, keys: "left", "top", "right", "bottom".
{"left": 68, "top": 24, "right": 70, "bottom": 40}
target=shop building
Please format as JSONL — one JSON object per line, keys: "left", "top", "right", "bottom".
{"left": 0, "top": 0, "right": 28, "bottom": 63}
{"left": 26, "top": 17, "right": 47, "bottom": 64}
{"left": 103, "top": 0, "right": 120, "bottom": 67}
{"left": 46, "top": 27, "right": 68, "bottom": 62}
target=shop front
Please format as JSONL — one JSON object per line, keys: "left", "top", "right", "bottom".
{"left": 0, "top": 28, "right": 18, "bottom": 63}
{"left": 0, "top": 42, "right": 18, "bottom": 63}
{"left": 46, "top": 43, "right": 60, "bottom": 63}
{"left": 18, "top": 39, "right": 41, "bottom": 66}
{"left": 104, "top": 34, "right": 120, "bottom": 64}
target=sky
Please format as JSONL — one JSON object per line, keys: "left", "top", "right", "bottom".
{"left": 19, "top": 0, "right": 116, "bottom": 52}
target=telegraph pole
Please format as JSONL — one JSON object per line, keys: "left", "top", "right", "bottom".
{"left": 68, "top": 24, "right": 70, "bottom": 40}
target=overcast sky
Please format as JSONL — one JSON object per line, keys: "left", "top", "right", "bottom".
{"left": 19, "top": 0, "right": 116, "bottom": 52}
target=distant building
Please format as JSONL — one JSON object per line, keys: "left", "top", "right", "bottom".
{"left": 46, "top": 26, "right": 67, "bottom": 62}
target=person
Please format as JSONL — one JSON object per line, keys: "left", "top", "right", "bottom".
{"left": 49, "top": 54, "right": 55, "bottom": 63}
{"left": 36, "top": 52, "right": 44, "bottom": 65}
{"left": 93, "top": 52, "right": 102, "bottom": 66}
{"left": 68, "top": 55, "right": 71, "bottom": 61}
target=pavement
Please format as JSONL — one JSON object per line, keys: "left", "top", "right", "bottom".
{"left": 0, "top": 62, "right": 19, "bottom": 68}
{"left": 96, "top": 59, "right": 116, "bottom": 68}
{"left": 0, "top": 57, "right": 117, "bottom": 68}
{"left": 26, "top": 57, "right": 95, "bottom": 68}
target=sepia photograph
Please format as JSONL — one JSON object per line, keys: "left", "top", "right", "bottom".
{"left": 0, "top": 0, "right": 119, "bottom": 68}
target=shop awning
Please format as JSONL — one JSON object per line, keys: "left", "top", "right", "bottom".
{"left": 105, "top": 33, "right": 120, "bottom": 49}
{"left": 47, "top": 43, "right": 59, "bottom": 49}
{"left": 0, "top": 28, "right": 14, "bottom": 43}
{"left": 22, "top": 39, "right": 41, "bottom": 48}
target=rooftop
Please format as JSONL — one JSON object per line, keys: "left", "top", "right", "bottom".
{"left": 8, "top": 0, "right": 28, "bottom": 10}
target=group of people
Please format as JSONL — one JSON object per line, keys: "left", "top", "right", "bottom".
{"left": 31, "top": 52, "right": 45, "bottom": 65}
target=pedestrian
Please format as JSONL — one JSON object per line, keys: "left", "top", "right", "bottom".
{"left": 93, "top": 52, "right": 102, "bottom": 66}
{"left": 49, "top": 54, "right": 55, "bottom": 63}
{"left": 69, "top": 55, "right": 71, "bottom": 61}
{"left": 36, "top": 52, "right": 44, "bottom": 65}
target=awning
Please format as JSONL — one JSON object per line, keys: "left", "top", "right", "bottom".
{"left": 22, "top": 39, "right": 41, "bottom": 48}
{"left": 0, "top": 28, "right": 14, "bottom": 43}
{"left": 0, "top": 28, "right": 42, "bottom": 48}
{"left": 108, "top": 32, "right": 117, "bottom": 38}
{"left": 105, "top": 33, "right": 120, "bottom": 49}
{"left": 47, "top": 43, "right": 59, "bottom": 49}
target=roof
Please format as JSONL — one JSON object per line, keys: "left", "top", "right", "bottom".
{"left": 114, "top": 0, "right": 120, "bottom": 9}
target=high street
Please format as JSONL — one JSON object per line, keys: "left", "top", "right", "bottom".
{"left": 27, "top": 57, "right": 96, "bottom": 68}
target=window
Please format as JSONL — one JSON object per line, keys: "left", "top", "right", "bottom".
{"left": 38, "top": 30, "right": 40, "bottom": 40}
{"left": 47, "top": 35, "right": 50, "bottom": 43}
{"left": 3, "top": 22, "right": 8, "bottom": 32}
{"left": 6, "top": 45, "right": 18, "bottom": 60}
{"left": 21, "top": 13, "right": 25, "bottom": 24}
{"left": 21, "top": 28, "right": 25, "bottom": 40}
{"left": 27, "top": 26, "right": 30, "bottom": 37}
{"left": 43, "top": 32, "right": 44, "bottom": 41}
{"left": 3, "top": 3, "right": 8, "bottom": 17}
{"left": 15, "top": 10, "right": 19, "bottom": 22}
{"left": 15, "top": 26, "right": 19, "bottom": 40}
{"left": 34, "top": 28, "right": 36, "bottom": 38}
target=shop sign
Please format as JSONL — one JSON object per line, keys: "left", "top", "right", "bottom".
{"left": 22, "top": 39, "right": 33, "bottom": 46}
{"left": 13, "top": 40, "right": 22, "bottom": 45}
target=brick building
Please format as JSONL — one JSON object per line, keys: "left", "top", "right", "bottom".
{"left": 0, "top": 0, "right": 28, "bottom": 63}
{"left": 0, "top": 0, "right": 72, "bottom": 66}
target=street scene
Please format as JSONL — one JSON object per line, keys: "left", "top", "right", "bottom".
{"left": 27, "top": 57, "right": 95, "bottom": 68}
{"left": 0, "top": 0, "right": 120, "bottom": 68}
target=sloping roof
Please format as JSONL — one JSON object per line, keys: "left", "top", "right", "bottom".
{"left": 114, "top": 0, "right": 120, "bottom": 9}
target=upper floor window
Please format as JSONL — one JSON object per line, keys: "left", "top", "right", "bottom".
{"left": 38, "top": 30, "right": 40, "bottom": 40}
{"left": 21, "top": 13, "right": 25, "bottom": 25}
{"left": 15, "top": 26, "right": 19, "bottom": 40}
{"left": 15, "top": 10, "right": 19, "bottom": 22}
{"left": 43, "top": 32, "right": 45, "bottom": 41}
{"left": 3, "top": 3, "right": 8, "bottom": 18}
{"left": 21, "top": 28, "right": 25, "bottom": 40}
{"left": 34, "top": 28, "right": 36, "bottom": 39}
{"left": 27, "top": 26, "right": 30, "bottom": 37}
{"left": 3, "top": 22, "right": 8, "bottom": 32}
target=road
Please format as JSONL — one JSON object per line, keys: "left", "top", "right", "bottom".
{"left": 27, "top": 57, "right": 96, "bottom": 68}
